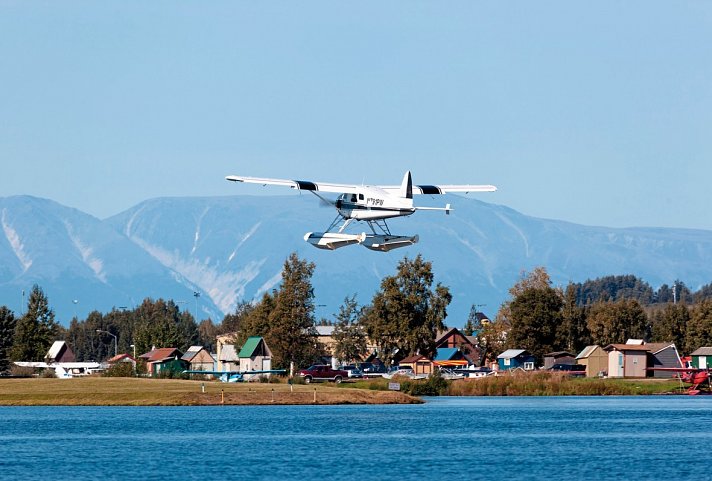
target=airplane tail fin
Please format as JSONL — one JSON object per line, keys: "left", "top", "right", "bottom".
{"left": 400, "top": 171, "right": 413, "bottom": 199}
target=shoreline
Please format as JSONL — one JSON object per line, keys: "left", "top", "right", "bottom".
{"left": 0, "top": 377, "right": 422, "bottom": 406}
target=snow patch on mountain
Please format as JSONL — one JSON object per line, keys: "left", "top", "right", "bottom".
{"left": 125, "top": 232, "right": 266, "bottom": 313}
{"left": 64, "top": 221, "right": 107, "bottom": 283}
{"left": 1, "top": 208, "right": 32, "bottom": 272}
{"left": 496, "top": 211, "right": 530, "bottom": 257}
{"left": 254, "top": 270, "right": 282, "bottom": 300}
{"left": 228, "top": 221, "right": 261, "bottom": 263}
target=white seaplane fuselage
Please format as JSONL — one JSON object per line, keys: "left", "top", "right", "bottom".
{"left": 335, "top": 187, "right": 415, "bottom": 222}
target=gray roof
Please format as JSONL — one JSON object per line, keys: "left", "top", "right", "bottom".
{"left": 315, "top": 325, "right": 335, "bottom": 336}
{"left": 497, "top": 349, "right": 528, "bottom": 359}
{"left": 691, "top": 347, "right": 712, "bottom": 356}
{"left": 576, "top": 345, "right": 602, "bottom": 359}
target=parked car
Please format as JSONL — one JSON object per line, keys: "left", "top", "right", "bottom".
{"left": 298, "top": 365, "right": 348, "bottom": 384}
{"left": 339, "top": 365, "right": 364, "bottom": 378}
{"left": 359, "top": 362, "right": 387, "bottom": 376}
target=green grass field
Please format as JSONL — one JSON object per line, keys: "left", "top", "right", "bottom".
{"left": 0, "top": 377, "right": 421, "bottom": 406}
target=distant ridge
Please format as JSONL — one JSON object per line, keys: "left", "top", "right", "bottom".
{"left": 1, "top": 194, "right": 711, "bottom": 324}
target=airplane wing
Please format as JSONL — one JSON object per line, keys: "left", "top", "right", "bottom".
{"left": 226, "top": 175, "right": 360, "bottom": 194}
{"left": 380, "top": 184, "right": 497, "bottom": 195}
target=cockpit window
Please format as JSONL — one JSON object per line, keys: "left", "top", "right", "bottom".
{"left": 350, "top": 194, "right": 357, "bottom": 202}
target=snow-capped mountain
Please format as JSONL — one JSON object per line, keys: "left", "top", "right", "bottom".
{"left": 1, "top": 193, "right": 711, "bottom": 325}
{"left": 0, "top": 196, "right": 222, "bottom": 322}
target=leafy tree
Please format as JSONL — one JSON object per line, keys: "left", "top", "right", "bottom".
{"left": 361, "top": 255, "right": 451, "bottom": 364}
{"left": 0, "top": 306, "right": 17, "bottom": 373}
{"left": 507, "top": 286, "right": 563, "bottom": 363}
{"left": 558, "top": 283, "right": 589, "bottom": 354}
{"left": 332, "top": 296, "right": 367, "bottom": 364}
{"left": 496, "top": 267, "right": 553, "bottom": 324}
{"left": 650, "top": 303, "right": 689, "bottom": 350}
{"left": 586, "top": 299, "right": 648, "bottom": 346}
{"left": 197, "top": 319, "right": 219, "bottom": 352}
{"left": 10, "top": 285, "right": 60, "bottom": 361}
{"left": 220, "top": 301, "right": 254, "bottom": 335}
{"left": 685, "top": 300, "right": 712, "bottom": 354}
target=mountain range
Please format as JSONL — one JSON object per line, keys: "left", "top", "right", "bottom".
{"left": 1, "top": 194, "right": 711, "bottom": 326}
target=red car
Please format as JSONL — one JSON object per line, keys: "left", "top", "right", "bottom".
{"left": 298, "top": 364, "right": 348, "bottom": 384}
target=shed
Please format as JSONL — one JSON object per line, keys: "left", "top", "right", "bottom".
{"left": 603, "top": 344, "right": 648, "bottom": 378}
{"left": 576, "top": 345, "right": 608, "bottom": 377}
{"left": 543, "top": 351, "right": 575, "bottom": 370}
{"left": 216, "top": 333, "right": 239, "bottom": 371}
{"left": 645, "top": 342, "right": 682, "bottom": 378}
{"left": 108, "top": 353, "right": 136, "bottom": 369}
{"left": 315, "top": 325, "right": 336, "bottom": 356}
{"left": 139, "top": 347, "right": 183, "bottom": 376}
{"left": 433, "top": 347, "right": 468, "bottom": 368}
{"left": 690, "top": 347, "right": 712, "bottom": 369}
{"left": 399, "top": 354, "right": 433, "bottom": 375}
{"left": 497, "top": 349, "right": 536, "bottom": 371}
{"left": 239, "top": 336, "right": 273, "bottom": 372}
{"left": 181, "top": 346, "right": 216, "bottom": 373}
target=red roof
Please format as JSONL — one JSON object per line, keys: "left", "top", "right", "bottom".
{"left": 108, "top": 353, "right": 136, "bottom": 363}
{"left": 139, "top": 348, "right": 181, "bottom": 362}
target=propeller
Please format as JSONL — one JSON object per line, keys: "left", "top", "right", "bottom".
{"left": 310, "top": 191, "right": 337, "bottom": 208}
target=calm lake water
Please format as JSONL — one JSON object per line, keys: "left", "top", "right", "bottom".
{"left": 1, "top": 396, "right": 710, "bottom": 481}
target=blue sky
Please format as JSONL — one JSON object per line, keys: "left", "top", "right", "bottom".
{"left": 2, "top": 2, "right": 711, "bottom": 229}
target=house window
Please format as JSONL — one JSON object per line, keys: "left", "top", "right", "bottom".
{"left": 504, "top": 358, "right": 510, "bottom": 366}
{"left": 524, "top": 362, "right": 534, "bottom": 370}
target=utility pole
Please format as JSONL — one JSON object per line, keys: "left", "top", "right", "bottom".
{"left": 193, "top": 291, "right": 201, "bottom": 322}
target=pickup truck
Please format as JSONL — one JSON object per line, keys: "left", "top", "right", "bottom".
{"left": 298, "top": 364, "right": 349, "bottom": 384}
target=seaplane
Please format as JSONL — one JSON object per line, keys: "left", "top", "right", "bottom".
{"left": 183, "top": 368, "right": 286, "bottom": 383}
{"left": 647, "top": 356, "right": 712, "bottom": 395}
{"left": 225, "top": 170, "right": 496, "bottom": 251}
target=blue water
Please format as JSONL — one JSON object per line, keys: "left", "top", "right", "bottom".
{"left": 1, "top": 397, "right": 710, "bottom": 481}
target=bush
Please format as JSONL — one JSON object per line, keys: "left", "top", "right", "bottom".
{"left": 9, "top": 365, "right": 35, "bottom": 377}
{"left": 40, "top": 368, "right": 57, "bottom": 378}
{"left": 404, "top": 371, "right": 449, "bottom": 396}
{"left": 103, "top": 362, "right": 135, "bottom": 378}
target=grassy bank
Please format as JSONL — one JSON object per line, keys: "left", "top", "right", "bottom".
{"left": 346, "top": 372, "right": 684, "bottom": 396}
{"left": 0, "top": 377, "right": 422, "bottom": 406}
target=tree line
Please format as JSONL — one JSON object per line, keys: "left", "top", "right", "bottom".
{"left": 2, "top": 259, "right": 712, "bottom": 373}
{"left": 477, "top": 268, "right": 712, "bottom": 365}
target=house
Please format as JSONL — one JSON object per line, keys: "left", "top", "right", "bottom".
{"left": 399, "top": 354, "right": 433, "bottom": 375}
{"left": 139, "top": 347, "right": 184, "bottom": 376}
{"left": 576, "top": 345, "right": 608, "bottom": 377}
{"left": 44, "top": 341, "right": 76, "bottom": 363}
{"left": 543, "top": 351, "right": 575, "bottom": 370}
{"left": 238, "top": 336, "right": 273, "bottom": 372}
{"left": 181, "top": 346, "right": 216, "bottom": 372}
{"left": 690, "top": 347, "right": 712, "bottom": 369}
{"left": 603, "top": 344, "right": 649, "bottom": 378}
{"left": 315, "top": 325, "right": 336, "bottom": 356}
{"left": 433, "top": 347, "right": 468, "bottom": 370}
{"left": 645, "top": 342, "right": 682, "bottom": 378}
{"left": 497, "top": 349, "right": 536, "bottom": 371}
{"left": 435, "top": 327, "right": 481, "bottom": 365}
{"left": 216, "top": 333, "right": 240, "bottom": 371}
{"left": 108, "top": 353, "right": 137, "bottom": 369}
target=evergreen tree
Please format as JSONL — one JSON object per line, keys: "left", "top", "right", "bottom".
{"left": 10, "top": 285, "right": 59, "bottom": 361}
{"left": 650, "top": 303, "right": 689, "bottom": 350}
{"left": 0, "top": 306, "right": 17, "bottom": 373}
{"left": 361, "top": 255, "right": 451, "bottom": 364}
{"left": 332, "top": 296, "right": 367, "bottom": 365}
{"left": 234, "top": 253, "right": 323, "bottom": 369}
{"left": 463, "top": 305, "right": 483, "bottom": 336}
{"left": 685, "top": 300, "right": 712, "bottom": 354}
{"left": 477, "top": 320, "right": 509, "bottom": 365}
{"left": 693, "top": 283, "right": 712, "bottom": 304}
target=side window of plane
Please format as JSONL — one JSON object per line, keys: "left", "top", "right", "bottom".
{"left": 359, "top": 194, "right": 364, "bottom": 201}
{"left": 350, "top": 194, "right": 357, "bottom": 202}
